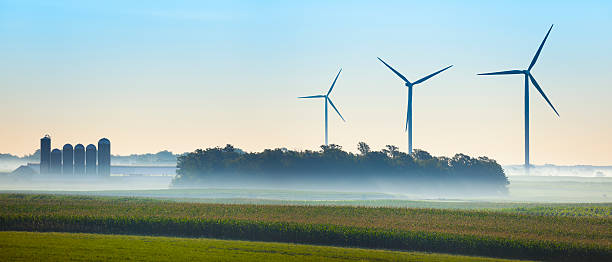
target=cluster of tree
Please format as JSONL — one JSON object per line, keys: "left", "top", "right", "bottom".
{"left": 1, "top": 150, "right": 179, "bottom": 166}
{"left": 111, "top": 150, "right": 178, "bottom": 165}
{"left": 0, "top": 151, "right": 39, "bottom": 161}
{"left": 175, "top": 143, "right": 509, "bottom": 192}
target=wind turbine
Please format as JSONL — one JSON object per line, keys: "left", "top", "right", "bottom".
{"left": 377, "top": 57, "right": 452, "bottom": 153}
{"left": 298, "top": 69, "right": 345, "bottom": 146}
{"left": 478, "top": 24, "right": 559, "bottom": 168}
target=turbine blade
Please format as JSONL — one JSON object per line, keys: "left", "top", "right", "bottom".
{"left": 327, "top": 69, "right": 342, "bottom": 96}
{"left": 529, "top": 74, "right": 560, "bottom": 117}
{"left": 298, "top": 95, "right": 325, "bottom": 99}
{"left": 477, "top": 70, "right": 523, "bottom": 76}
{"left": 413, "top": 65, "right": 453, "bottom": 85}
{"left": 327, "top": 98, "right": 345, "bottom": 122}
{"left": 529, "top": 24, "right": 554, "bottom": 71}
{"left": 377, "top": 57, "right": 411, "bottom": 84}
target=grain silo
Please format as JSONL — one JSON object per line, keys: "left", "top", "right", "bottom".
{"left": 97, "top": 138, "right": 111, "bottom": 176}
{"left": 62, "top": 144, "right": 74, "bottom": 175}
{"left": 74, "top": 144, "right": 85, "bottom": 175}
{"left": 50, "top": 149, "right": 62, "bottom": 175}
{"left": 40, "top": 135, "right": 51, "bottom": 174}
{"left": 85, "top": 144, "right": 97, "bottom": 176}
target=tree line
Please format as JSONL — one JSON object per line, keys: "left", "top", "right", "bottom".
{"left": 0, "top": 150, "right": 179, "bottom": 165}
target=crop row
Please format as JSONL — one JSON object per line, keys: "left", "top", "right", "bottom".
{"left": 506, "top": 206, "right": 612, "bottom": 218}
{"left": 1, "top": 214, "right": 610, "bottom": 261}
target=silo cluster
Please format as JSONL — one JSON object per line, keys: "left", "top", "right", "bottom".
{"left": 39, "top": 135, "right": 111, "bottom": 176}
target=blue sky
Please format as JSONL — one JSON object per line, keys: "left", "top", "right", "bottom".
{"left": 1, "top": 0, "right": 611, "bottom": 165}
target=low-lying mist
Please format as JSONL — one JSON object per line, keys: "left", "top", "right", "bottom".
{"left": 1, "top": 172, "right": 610, "bottom": 203}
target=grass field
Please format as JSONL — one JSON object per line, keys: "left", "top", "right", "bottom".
{"left": 1, "top": 193, "right": 610, "bottom": 261}
{"left": 0, "top": 231, "right": 525, "bottom": 262}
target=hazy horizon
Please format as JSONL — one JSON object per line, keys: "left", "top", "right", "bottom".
{"left": 2, "top": 1, "right": 612, "bottom": 165}
{"left": 3, "top": 145, "right": 612, "bottom": 168}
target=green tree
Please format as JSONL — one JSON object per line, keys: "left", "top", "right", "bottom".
{"left": 223, "top": 144, "right": 236, "bottom": 152}
{"left": 357, "top": 142, "right": 371, "bottom": 155}
{"left": 384, "top": 145, "right": 400, "bottom": 158}
{"left": 412, "top": 149, "right": 433, "bottom": 161}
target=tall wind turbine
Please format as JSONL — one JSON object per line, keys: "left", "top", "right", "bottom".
{"left": 377, "top": 57, "right": 452, "bottom": 153}
{"left": 478, "top": 24, "right": 559, "bottom": 168}
{"left": 298, "top": 69, "right": 345, "bottom": 146}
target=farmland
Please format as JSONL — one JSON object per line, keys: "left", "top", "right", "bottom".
{"left": 1, "top": 193, "right": 610, "bottom": 261}
{"left": 0, "top": 231, "right": 525, "bottom": 262}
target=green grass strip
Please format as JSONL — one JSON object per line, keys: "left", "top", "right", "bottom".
{"left": 0, "top": 231, "right": 525, "bottom": 262}
{"left": 1, "top": 214, "right": 608, "bottom": 261}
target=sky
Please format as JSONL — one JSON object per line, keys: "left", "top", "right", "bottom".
{"left": 1, "top": 0, "right": 611, "bottom": 165}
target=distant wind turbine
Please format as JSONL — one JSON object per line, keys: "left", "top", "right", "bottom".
{"left": 377, "top": 57, "right": 453, "bottom": 153}
{"left": 298, "top": 69, "right": 345, "bottom": 146}
{"left": 478, "top": 24, "right": 559, "bottom": 168}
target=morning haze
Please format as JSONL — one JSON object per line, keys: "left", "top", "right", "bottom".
{"left": 1, "top": 2, "right": 612, "bottom": 261}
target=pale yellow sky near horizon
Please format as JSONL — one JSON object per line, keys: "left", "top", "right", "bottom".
{"left": 1, "top": 66, "right": 611, "bottom": 166}
{"left": 1, "top": 1, "right": 611, "bottom": 166}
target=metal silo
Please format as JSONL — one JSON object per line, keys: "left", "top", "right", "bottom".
{"left": 62, "top": 144, "right": 74, "bottom": 175}
{"left": 50, "top": 149, "right": 62, "bottom": 175}
{"left": 40, "top": 135, "right": 51, "bottom": 174}
{"left": 98, "top": 138, "right": 111, "bottom": 176}
{"left": 74, "top": 144, "right": 85, "bottom": 175}
{"left": 86, "top": 144, "right": 97, "bottom": 176}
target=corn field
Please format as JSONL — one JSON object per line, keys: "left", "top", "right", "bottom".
{"left": 1, "top": 194, "right": 610, "bottom": 261}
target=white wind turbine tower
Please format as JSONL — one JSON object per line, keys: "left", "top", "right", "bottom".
{"left": 478, "top": 25, "right": 559, "bottom": 168}
{"left": 298, "top": 69, "right": 345, "bottom": 146}
{"left": 378, "top": 57, "right": 453, "bottom": 153}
